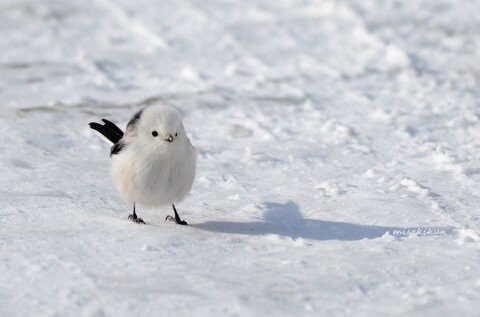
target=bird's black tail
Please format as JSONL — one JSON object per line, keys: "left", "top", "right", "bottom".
{"left": 89, "top": 119, "right": 124, "bottom": 144}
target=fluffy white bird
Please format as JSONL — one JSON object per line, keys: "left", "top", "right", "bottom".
{"left": 89, "top": 104, "right": 197, "bottom": 225}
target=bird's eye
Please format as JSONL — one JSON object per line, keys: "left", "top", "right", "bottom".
{"left": 152, "top": 131, "right": 158, "bottom": 137}
{"left": 175, "top": 132, "right": 178, "bottom": 137}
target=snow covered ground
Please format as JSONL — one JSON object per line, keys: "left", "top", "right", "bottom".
{"left": 1, "top": 0, "right": 480, "bottom": 315}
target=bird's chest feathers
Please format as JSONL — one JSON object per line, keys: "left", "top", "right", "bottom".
{"left": 132, "top": 147, "right": 186, "bottom": 188}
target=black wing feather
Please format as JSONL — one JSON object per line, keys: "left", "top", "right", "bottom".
{"left": 89, "top": 119, "right": 124, "bottom": 144}
{"left": 110, "top": 141, "right": 126, "bottom": 157}
{"left": 102, "top": 119, "right": 124, "bottom": 138}
{"left": 126, "top": 110, "right": 143, "bottom": 130}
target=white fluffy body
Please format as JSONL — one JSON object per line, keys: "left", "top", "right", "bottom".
{"left": 111, "top": 105, "right": 197, "bottom": 207}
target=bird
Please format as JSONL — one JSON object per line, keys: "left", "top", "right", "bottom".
{"left": 89, "top": 104, "right": 197, "bottom": 225}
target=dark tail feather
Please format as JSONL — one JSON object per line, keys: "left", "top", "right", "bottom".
{"left": 89, "top": 119, "right": 124, "bottom": 144}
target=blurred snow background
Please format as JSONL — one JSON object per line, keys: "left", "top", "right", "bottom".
{"left": 1, "top": 0, "right": 480, "bottom": 316}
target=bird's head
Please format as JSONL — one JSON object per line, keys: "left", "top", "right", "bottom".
{"left": 130, "top": 104, "right": 187, "bottom": 150}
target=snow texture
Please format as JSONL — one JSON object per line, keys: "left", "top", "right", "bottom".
{"left": 1, "top": 0, "right": 480, "bottom": 316}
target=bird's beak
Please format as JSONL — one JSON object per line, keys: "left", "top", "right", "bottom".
{"left": 165, "top": 134, "right": 174, "bottom": 143}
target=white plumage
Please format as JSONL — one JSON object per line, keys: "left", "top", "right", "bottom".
{"left": 90, "top": 104, "right": 196, "bottom": 224}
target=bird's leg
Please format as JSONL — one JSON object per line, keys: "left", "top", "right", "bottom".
{"left": 128, "top": 202, "right": 145, "bottom": 224}
{"left": 165, "top": 204, "right": 188, "bottom": 225}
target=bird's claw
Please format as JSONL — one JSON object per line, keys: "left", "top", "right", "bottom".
{"left": 128, "top": 214, "right": 145, "bottom": 224}
{"left": 177, "top": 219, "right": 188, "bottom": 226}
{"left": 165, "top": 215, "right": 188, "bottom": 226}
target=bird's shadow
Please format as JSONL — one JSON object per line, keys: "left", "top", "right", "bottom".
{"left": 193, "top": 201, "right": 455, "bottom": 241}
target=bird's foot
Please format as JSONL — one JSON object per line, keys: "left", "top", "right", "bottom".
{"left": 128, "top": 214, "right": 145, "bottom": 224}
{"left": 165, "top": 215, "right": 188, "bottom": 226}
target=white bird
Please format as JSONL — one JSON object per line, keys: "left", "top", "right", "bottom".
{"left": 89, "top": 104, "right": 197, "bottom": 225}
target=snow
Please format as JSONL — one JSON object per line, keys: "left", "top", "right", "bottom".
{"left": 1, "top": 0, "right": 480, "bottom": 316}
